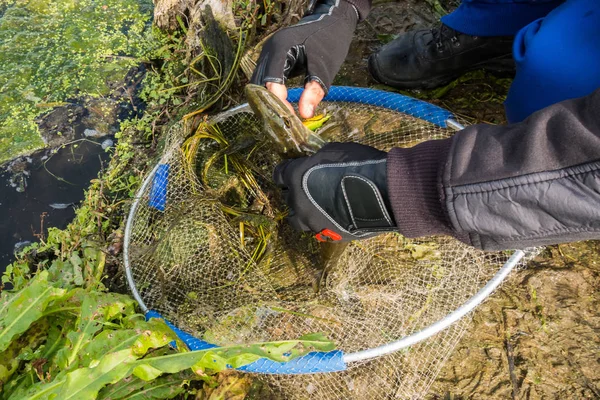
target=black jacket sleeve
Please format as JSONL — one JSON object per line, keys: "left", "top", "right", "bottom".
{"left": 387, "top": 88, "right": 600, "bottom": 250}
{"left": 346, "top": 0, "right": 372, "bottom": 20}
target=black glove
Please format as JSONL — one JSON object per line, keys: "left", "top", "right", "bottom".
{"left": 251, "top": 0, "right": 359, "bottom": 94}
{"left": 274, "top": 143, "right": 398, "bottom": 242}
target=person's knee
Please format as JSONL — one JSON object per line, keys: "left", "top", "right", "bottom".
{"left": 506, "top": 0, "right": 600, "bottom": 122}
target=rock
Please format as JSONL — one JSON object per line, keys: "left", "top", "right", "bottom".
{"left": 36, "top": 104, "right": 84, "bottom": 148}
{"left": 13, "top": 241, "right": 32, "bottom": 254}
{"left": 6, "top": 157, "right": 30, "bottom": 193}
{"left": 101, "top": 139, "right": 114, "bottom": 150}
{"left": 83, "top": 129, "right": 101, "bottom": 138}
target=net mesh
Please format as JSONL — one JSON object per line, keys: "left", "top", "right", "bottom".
{"left": 125, "top": 87, "right": 532, "bottom": 399}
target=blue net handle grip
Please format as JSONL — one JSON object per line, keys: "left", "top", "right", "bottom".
{"left": 146, "top": 310, "right": 347, "bottom": 374}
{"left": 287, "top": 86, "right": 455, "bottom": 128}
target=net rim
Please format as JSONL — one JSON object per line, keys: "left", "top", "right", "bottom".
{"left": 123, "top": 86, "right": 525, "bottom": 371}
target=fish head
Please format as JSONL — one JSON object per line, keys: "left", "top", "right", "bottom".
{"left": 245, "top": 84, "right": 317, "bottom": 156}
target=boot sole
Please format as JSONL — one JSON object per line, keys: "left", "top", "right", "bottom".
{"left": 369, "top": 54, "right": 516, "bottom": 90}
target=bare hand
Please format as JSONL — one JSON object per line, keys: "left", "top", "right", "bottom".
{"left": 266, "top": 81, "right": 325, "bottom": 119}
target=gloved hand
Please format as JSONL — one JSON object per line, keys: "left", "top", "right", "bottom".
{"left": 251, "top": 0, "right": 359, "bottom": 118}
{"left": 274, "top": 143, "right": 398, "bottom": 242}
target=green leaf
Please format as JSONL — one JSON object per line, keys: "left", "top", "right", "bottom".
{"left": 57, "top": 350, "right": 136, "bottom": 400}
{"left": 0, "top": 318, "right": 49, "bottom": 385}
{"left": 55, "top": 291, "right": 139, "bottom": 371}
{"left": 47, "top": 259, "right": 76, "bottom": 288}
{"left": 78, "top": 318, "right": 177, "bottom": 370}
{"left": 131, "top": 364, "right": 163, "bottom": 381}
{"left": 8, "top": 320, "right": 177, "bottom": 400}
{"left": 135, "top": 334, "right": 336, "bottom": 374}
{"left": 0, "top": 271, "right": 67, "bottom": 352}
{"left": 2, "top": 369, "right": 38, "bottom": 400}
{"left": 128, "top": 319, "right": 181, "bottom": 357}
{"left": 69, "top": 253, "right": 84, "bottom": 286}
{"left": 78, "top": 329, "right": 140, "bottom": 368}
{"left": 97, "top": 375, "right": 152, "bottom": 399}
{"left": 43, "top": 316, "right": 75, "bottom": 360}
{"left": 11, "top": 332, "right": 336, "bottom": 400}
{"left": 55, "top": 292, "right": 105, "bottom": 370}
{"left": 98, "top": 372, "right": 190, "bottom": 400}
{"left": 11, "top": 349, "right": 136, "bottom": 400}
{"left": 82, "top": 246, "right": 106, "bottom": 286}
{"left": 298, "top": 332, "right": 337, "bottom": 351}
{"left": 100, "top": 293, "right": 137, "bottom": 321}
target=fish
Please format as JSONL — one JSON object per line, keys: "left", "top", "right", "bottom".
{"left": 244, "top": 84, "right": 325, "bottom": 157}
{"left": 245, "top": 84, "right": 347, "bottom": 276}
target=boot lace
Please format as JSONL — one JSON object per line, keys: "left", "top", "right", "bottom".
{"left": 431, "top": 24, "right": 460, "bottom": 51}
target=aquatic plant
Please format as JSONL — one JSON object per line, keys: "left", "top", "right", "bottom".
{"left": 0, "top": 266, "right": 333, "bottom": 399}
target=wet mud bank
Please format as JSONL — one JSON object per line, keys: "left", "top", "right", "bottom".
{"left": 429, "top": 242, "right": 600, "bottom": 399}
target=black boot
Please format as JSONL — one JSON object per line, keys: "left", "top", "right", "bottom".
{"left": 368, "top": 24, "right": 515, "bottom": 90}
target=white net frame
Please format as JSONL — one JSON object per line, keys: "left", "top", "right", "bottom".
{"left": 124, "top": 87, "right": 535, "bottom": 399}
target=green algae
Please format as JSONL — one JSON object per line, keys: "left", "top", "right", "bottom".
{"left": 0, "top": 0, "right": 154, "bottom": 163}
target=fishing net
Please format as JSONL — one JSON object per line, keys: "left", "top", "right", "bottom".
{"left": 124, "top": 86, "right": 535, "bottom": 399}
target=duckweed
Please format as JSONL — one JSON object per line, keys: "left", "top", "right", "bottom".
{"left": 0, "top": 0, "right": 154, "bottom": 163}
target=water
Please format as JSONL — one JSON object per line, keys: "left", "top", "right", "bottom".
{"left": 0, "top": 125, "right": 113, "bottom": 270}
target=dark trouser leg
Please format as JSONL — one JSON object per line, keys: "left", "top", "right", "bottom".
{"left": 505, "top": 0, "right": 600, "bottom": 122}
